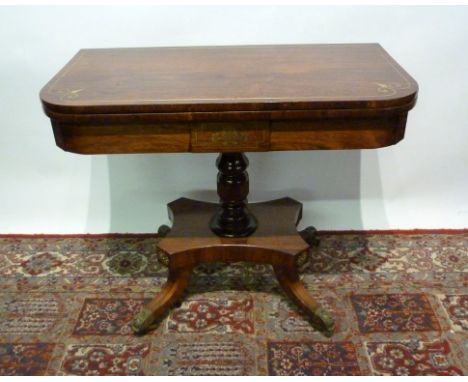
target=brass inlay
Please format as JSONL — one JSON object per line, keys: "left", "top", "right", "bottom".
{"left": 374, "top": 82, "right": 407, "bottom": 96}
{"left": 56, "top": 88, "right": 84, "bottom": 101}
{"left": 192, "top": 124, "right": 270, "bottom": 151}
{"left": 46, "top": 49, "right": 415, "bottom": 104}
{"left": 296, "top": 250, "right": 310, "bottom": 272}
{"left": 157, "top": 249, "right": 170, "bottom": 267}
{"left": 211, "top": 127, "right": 249, "bottom": 146}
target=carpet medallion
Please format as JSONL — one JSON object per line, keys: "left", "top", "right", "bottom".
{"left": 0, "top": 232, "right": 466, "bottom": 375}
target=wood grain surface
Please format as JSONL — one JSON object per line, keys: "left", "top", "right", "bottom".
{"left": 40, "top": 44, "right": 418, "bottom": 154}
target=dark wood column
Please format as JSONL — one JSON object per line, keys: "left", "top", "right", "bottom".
{"left": 209, "top": 152, "right": 258, "bottom": 237}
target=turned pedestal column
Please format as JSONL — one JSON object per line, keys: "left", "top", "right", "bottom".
{"left": 210, "top": 152, "right": 257, "bottom": 237}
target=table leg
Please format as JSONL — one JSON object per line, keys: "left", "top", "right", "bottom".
{"left": 274, "top": 260, "right": 335, "bottom": 337}
{"left": 131, "top": 264, "right": 193, "bottom": 335}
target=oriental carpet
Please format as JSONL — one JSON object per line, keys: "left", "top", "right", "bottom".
{"left": 0, "top": 231, "right": 466, "bottom": 376}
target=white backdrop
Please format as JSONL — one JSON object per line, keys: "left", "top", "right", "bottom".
{"left": 0, "top": 5, "right": 467, "bottom": 233}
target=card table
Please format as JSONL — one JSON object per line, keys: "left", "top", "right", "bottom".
{"left": 40, "top": 44, "right": 418, "bottom": 336}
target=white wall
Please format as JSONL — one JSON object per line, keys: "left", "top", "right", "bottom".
{"left": 0, "top": 5, "right": 467, "bottom": 233}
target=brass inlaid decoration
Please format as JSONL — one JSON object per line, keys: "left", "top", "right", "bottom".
{"left": 296, "top": 250, "right": 310, "bottom": 272}
{"left": 191, "top": 123, "right": 270, "bottom": 152}
{"left": 45, "top": 48, "right": 415, "bottom": 105}
{"left": 157, "top": 249, "right": 170, "bottom": 267}
{"left": 56, "top": 88, "right": 84, "bottom": 101}
{"left": 374, "top": 82, "right": 407, "bottom": 96}
{"left": 211, "top": 127, "right": 249, "bottom": 146}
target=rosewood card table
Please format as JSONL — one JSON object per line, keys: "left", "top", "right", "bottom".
{"left": 40, "top": 44, "right": 418, "bottom": 336}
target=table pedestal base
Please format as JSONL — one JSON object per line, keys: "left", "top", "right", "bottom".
{"left": 130, "top": 197, "right": 335, "bottom": 337}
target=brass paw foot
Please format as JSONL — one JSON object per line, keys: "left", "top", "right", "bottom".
{"left": 130, "top": 308, "right": 155, "bottom": 335}
{"left": 274, "top": 263, "right": 335, "bottom": 337}
{"left": 130, "top": 267, "right": 193, "bottom": 336}
{"left": 308, "top": 305, "right": 335, "bottom": 337}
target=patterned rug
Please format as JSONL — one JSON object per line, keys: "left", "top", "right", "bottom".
{"left": 0, "top": 232, "right": 466, "bottom": 376}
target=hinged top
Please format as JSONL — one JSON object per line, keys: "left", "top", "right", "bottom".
{"left": 40, "top": 43, "right": 417, "bottom": 117}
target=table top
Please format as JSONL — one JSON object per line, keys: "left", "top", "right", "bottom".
{"left": 40, "top": 44, "right": 418, "bottom": 154}
{"left": 41, "top": 44, "right": 417, "bottom": 116}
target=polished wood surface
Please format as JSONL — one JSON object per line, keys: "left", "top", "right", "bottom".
{"left": 41, "top": 44, "right": 417, "bottom": 154}
{"left": 41, "top": 44, "right": 417, "bottom": 113}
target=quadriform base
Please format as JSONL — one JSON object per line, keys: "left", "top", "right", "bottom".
{"left": 130, "top": 153, "right": 335, "bottom": 337}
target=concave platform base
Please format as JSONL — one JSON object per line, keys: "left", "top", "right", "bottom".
{"left": 131, "top": 197, "right": 335, "bottom": 337}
